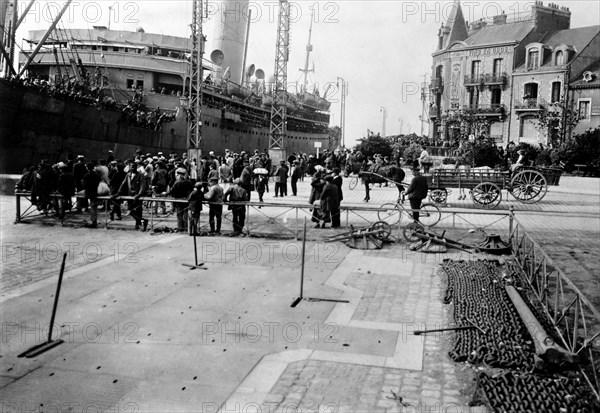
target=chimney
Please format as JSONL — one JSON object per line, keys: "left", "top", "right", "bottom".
{"left": 493, "top": 12, "right": 507, "bottom": 25}
{"left": 532, "top": 1, "right": 571, "bottom": 31}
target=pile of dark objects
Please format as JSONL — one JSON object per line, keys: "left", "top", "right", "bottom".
{"left": 441, "top": 259, "right": 597, "bottom": 412}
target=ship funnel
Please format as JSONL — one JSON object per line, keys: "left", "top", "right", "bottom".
{"left": 246, "top": 64, "right": 255, "bottom": 78}
{"left": 210, "top": 49, "right": 224, "bottom": 66}
{"left": 255, "top": 69, "right": 265, "bottom": 80}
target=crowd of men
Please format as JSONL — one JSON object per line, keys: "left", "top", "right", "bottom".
{"left": 16, "top": 147, "right": 352, "bottom": 235}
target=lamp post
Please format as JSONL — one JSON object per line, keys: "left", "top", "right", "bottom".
{"left": 336, "top": 77, "right": 347, "bottom": 148}
{"left": 380, "top": 106, "right": 387, "bottom": 138}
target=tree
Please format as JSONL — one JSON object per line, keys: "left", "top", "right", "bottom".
{"left": 535, "top": 99, "right": 579, "bottom": 146}
{"left": 353, "top": 133, "right": 393, "bottom": 159}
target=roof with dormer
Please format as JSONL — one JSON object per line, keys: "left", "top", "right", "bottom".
{"left": 570, "top": 59, "right": 600, "bottom": 88}
{"left": 514, "top": 25, "right": 600, "bottom": 70}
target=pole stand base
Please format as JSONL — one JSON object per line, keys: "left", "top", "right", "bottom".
{"left": 182, "top": 262, "right": 206, "bottom": 270}
{"left": 18, "top": 339, "right": 64, "bottom": 358}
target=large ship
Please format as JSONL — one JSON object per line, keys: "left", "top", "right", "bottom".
{"left": 0, "top": 0, "right": 336, "bottom": 173}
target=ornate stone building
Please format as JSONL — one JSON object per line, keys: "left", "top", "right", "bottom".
{"left": 429, "top": 1, "right": 600, "bottom": 145}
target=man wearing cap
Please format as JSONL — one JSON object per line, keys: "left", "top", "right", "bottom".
{"left": 239, "top": 160, "right": 253, "bottom": 201}
{"left": 274, "top": 160, "right": 288, "bottom": 197}
{"left": 290, "top": 160, "right": 301, "bottom": 196}
{"left": 167, "top": 168, "right": 194, "bottom": 232}
{"left": 117, "top": 160, "right": 148, "bottom": 230}
{"left": 205, "top": 177, "right": 224, "bottom": 235}
{"left": 318, "top": 175, "right": 339, "bottom": 229}
{"left": 404, "top": 168, "right": 429, "bottom": 223}
{"left": 512, "top": 149, "right": 528, "bottom": 171}
{"left": 188, "top": 182, "right": 204, "bottom": 236}
{"left": 224, "top": 178, "right": 248, "bottom": 236}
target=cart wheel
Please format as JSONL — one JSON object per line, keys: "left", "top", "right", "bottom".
{"left": 429, "top": 188, "right": 448, "bottom": 204}
{"left": 348, "top": 176, "right": 359, "bottom": 190}
{"left": 371, "top": 221, "right": 392, "bottom": 240}
{"left": 377, "top": 203, "right": 401, "bottom": 225}
{"left": 403, "top": 222, "right": 424, "bottom": 242}
{"left": 419, "top": 203, "right": 441, "bottom": 227}
{"left": 471, "top": 182, "right": 502, "bottom": 209}
{"left": 509, "top": 170, "right": 548, "bottom": 204}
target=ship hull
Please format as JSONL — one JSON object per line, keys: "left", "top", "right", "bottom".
{"left": 0, "top": 79, "right": 334, "bottom": 173}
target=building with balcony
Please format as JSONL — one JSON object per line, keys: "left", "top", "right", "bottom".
{"left": 429, "top": 1, "right": 599, "bottom": 146}
{"left": 510, "top": 24, "right": 600, "bottom": 144}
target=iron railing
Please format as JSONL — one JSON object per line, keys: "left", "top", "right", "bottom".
{"left": 509, "top": 211, "right": 600, "bottom": 400}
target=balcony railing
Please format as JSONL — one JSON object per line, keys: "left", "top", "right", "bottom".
{"left": 514, "top": 98, "right": 547, "bottom": 111}
{"left": 429, "top": 77, "right": 443, "bottom": 92}
{"left": 462, "top": 104, "right": 506, "bottom": 116}
{"left": 464, "top": 74, "right": 484, "bottom": 86}
{"left": 483, "top": 73, "right": 508, "bottom": 86}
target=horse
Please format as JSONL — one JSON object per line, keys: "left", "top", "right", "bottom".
{"left": 359, "top": 165, "right": 406, "bottom": 202}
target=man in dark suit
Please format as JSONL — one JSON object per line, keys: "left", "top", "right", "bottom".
{"left": 404, "top": 167, "right": 429, "bottom": 223}
{"left": 117, "top": 160, "right": 147, "bottom": 230}
{"left": 290, "top": 161, "right": 302, "bottom": 196}
{"left": 319, "top": 175, "right": 340, "bottom": 229}
{"left": 331, "top": 168, "right": 343, "bottom": 227}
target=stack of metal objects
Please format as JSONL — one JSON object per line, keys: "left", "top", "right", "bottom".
{"left": 442, "top": 259, "right": 535, "bottom": 369}
{"left": 441, "top": 259, "right": 597, "bottom": 411}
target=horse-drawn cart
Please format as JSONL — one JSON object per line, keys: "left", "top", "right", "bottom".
{"left": 427, "top": 166, "right": 562, "bottom": 209}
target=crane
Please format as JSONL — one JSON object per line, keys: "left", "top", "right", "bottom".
{"left": 268, "top": 0, "right": 290, "bottom": 164}
{"left": 187, "top": 0, "right": 205, "bottom": 161}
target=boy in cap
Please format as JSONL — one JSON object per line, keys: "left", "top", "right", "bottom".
{"left": 223, "top": 178, "right": 248, "bottom": 236}
{"left": 205, "top": 177, "right": 223, "bottom": 235}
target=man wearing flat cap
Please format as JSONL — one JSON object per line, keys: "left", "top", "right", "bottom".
{"left": 166, "top": 168, "right": 194, "bottom": 232}
{"left": 117, "top": 159, "right": 147, "bottom": 230}
{"left": 205, "top": 177, "right": 223, "bottom": 235}
{"left": 224, "top": 178, "right": 247, "bottom": 236}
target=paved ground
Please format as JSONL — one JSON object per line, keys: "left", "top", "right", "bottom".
{"left": 0, "top": 171, "right": 598, "bottom": 412}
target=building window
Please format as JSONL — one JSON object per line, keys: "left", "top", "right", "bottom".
{"left": 493, "top": 58, "right": 502, "bottom": 76}
{"left": 102, "top": 46, "right": 108, "bottom": 51}
{"left": 136, "top": 80, "right": 144, "bottom": 90}
{"left": 551, "top": 82, "right": 561, "bottom": 103}
{"left": 520, "top": 115, "right": 537, "bottom": 138}
{"left": 524, "top": 82, "right": 538, "bottom": 99}
{"left": 126, "top": 79, "right": 134, "bottom": 88}
{"left": 113, "top": 46, "right": 119, "bottom": 52}
{"left": 469, "top": 88, "right": 479, "bottom": 108}
{"left": 555, "top": 50, "right": 564, "bottom": 65}
{"left": 471, "top": 60, "right": 481, "bottom": 76}
{"left": 578, "top": 99, "right": 591, "bottom": 120}
{"left": 527, "top": 49, "right": 539, "bottom": 70}
{"left": 491, "top": 88, "right": 501, "bottom": 106}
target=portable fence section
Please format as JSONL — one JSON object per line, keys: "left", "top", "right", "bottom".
{"left": 510, "top": 218, "right": 600, "bottom": 400}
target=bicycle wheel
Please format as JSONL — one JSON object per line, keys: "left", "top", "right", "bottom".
{"left": 348, "top": 176, "right": 359, "bottom": 190}
{"left": 419, "top": 203, "right": 441, "bottom": 227}
{"left": 377, "top": 203, "right": 401, "bottom": 225}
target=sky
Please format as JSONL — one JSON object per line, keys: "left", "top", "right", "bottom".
{"left": 11, "top": 0, "right": 600, "bottom": 148}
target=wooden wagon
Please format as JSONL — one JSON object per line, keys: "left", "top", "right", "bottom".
{"left": 426, "top": 166, "right": 562, "bottom": 209}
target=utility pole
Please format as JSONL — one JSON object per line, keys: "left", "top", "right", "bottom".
{"left": 337, "top": 77, "right": 347, "bottom": 148}
{"left": 380, "top": 106, "right": 387, "bottom": 138}
{"left": 398, "top": 117, "right": 403, "bottom": 135}
{"left": 187, "top": 0, "right": 205, "bottom": 161}
{"left": 268, "top": 0, "right": 290, "bottom": 163}
{"left": 420, "top": 73, "right": 428, "bottom": 137}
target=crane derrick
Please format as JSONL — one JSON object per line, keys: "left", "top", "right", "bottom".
{"left": 187, "top": 0, "right": 205, "bottom": 161}
{"left": 268, "top": 0, "right": 290, "bottom": 164}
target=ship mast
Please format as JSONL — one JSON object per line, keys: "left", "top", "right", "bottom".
{"left": 299, "top": 10, "right": 314, "bottom": 94}
{"left": 187, "top": 0, "right": 205, "bottom": 161}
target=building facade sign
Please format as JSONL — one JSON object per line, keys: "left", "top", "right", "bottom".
{"left": 450, "top": 63, "right": 461, "bottom": 109}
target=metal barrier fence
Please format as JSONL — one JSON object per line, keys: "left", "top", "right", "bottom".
{"left": 510, "top": 216, "right": 600, "bottom": 400}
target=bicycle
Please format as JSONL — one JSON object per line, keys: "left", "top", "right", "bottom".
{"left": 377, "top": 196, "right": 441, "bottom": 227}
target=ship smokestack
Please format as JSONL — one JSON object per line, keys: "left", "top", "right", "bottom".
{"left": 210, "top": 0, "right": 249, "bottom": 84}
